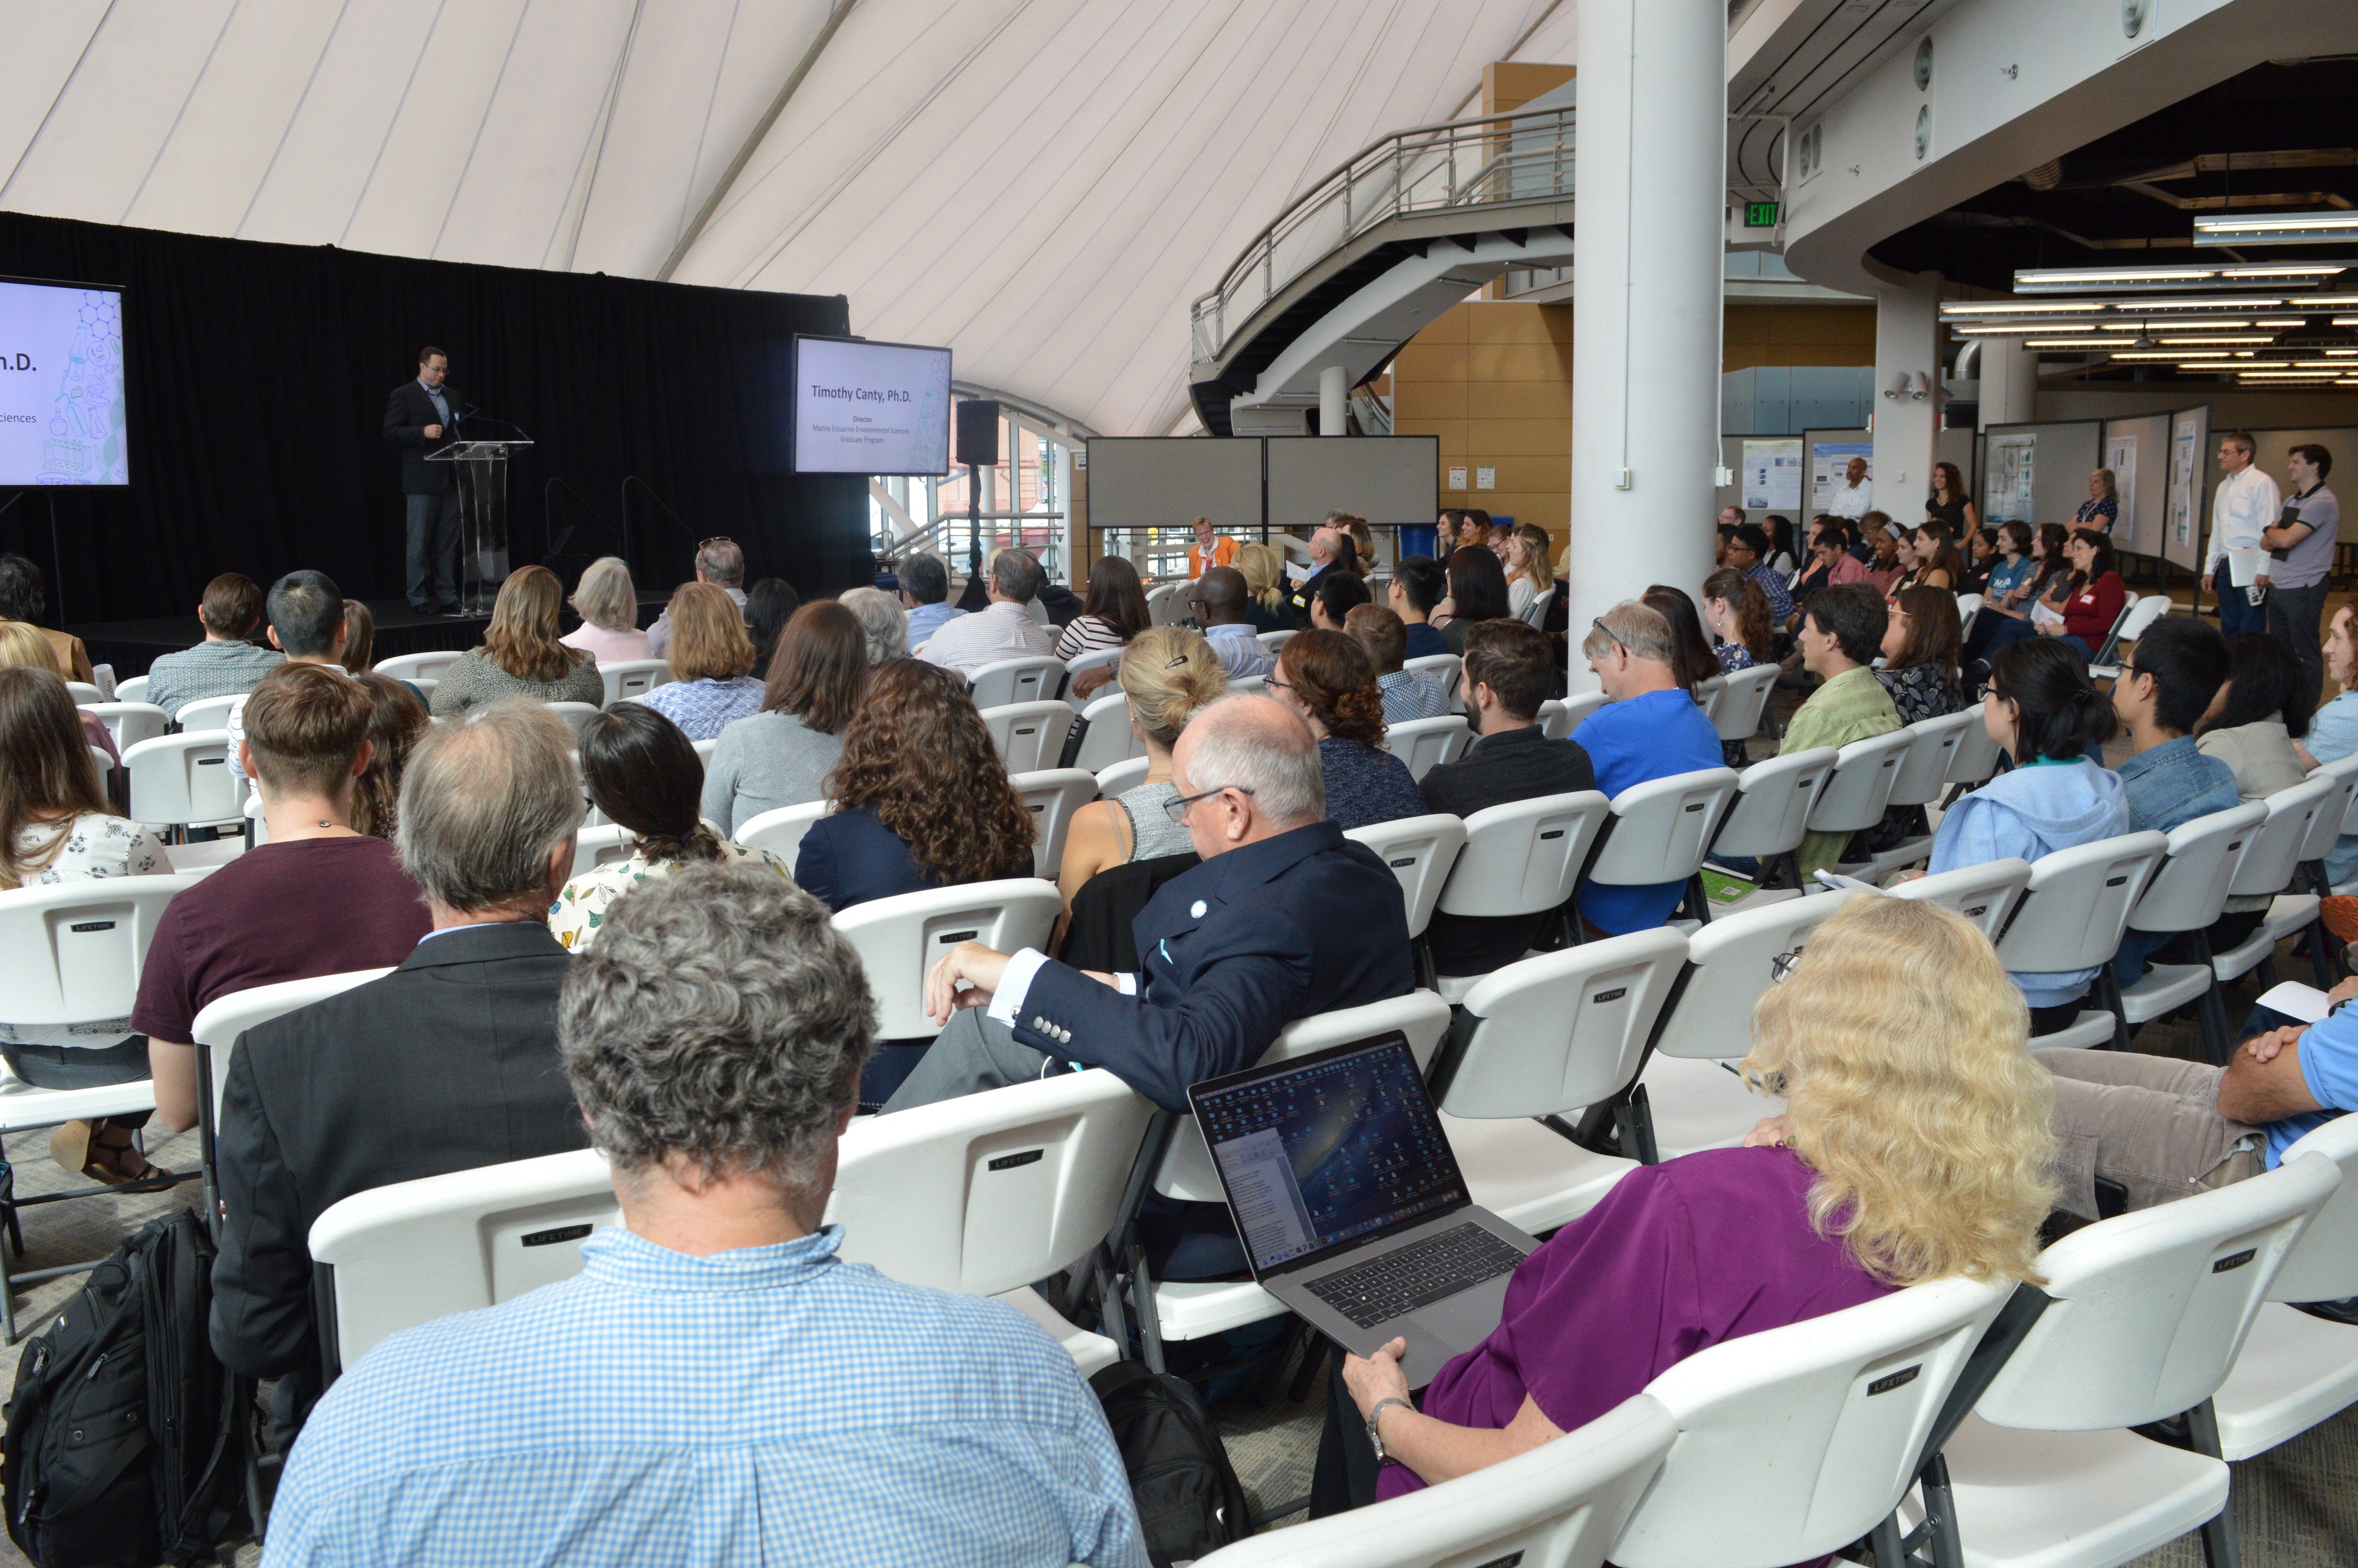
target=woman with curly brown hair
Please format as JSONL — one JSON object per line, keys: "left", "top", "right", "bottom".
{"left": 429, "top": 565, "right": 605, "bottom": 715}
{"left": 348, "top": 673, "right": 430, "bottom": 841}
{"left": 1271, "top": 629, "right": 1425, "bottom": 831}
{"left": 793, "top": 659, "right": 1036, "bottom": 912}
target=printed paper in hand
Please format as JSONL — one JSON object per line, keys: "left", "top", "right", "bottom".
{"left": 2256, "top": 981, "right": 2333, "bottom": 1025}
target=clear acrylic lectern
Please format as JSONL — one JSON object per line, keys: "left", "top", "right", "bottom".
{"left": 425, "top": 439, "right": 532, "bottom": 615}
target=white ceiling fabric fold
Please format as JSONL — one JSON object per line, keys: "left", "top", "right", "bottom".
{"left": 0, "top": 0, "right": 1576, "bottom": 437}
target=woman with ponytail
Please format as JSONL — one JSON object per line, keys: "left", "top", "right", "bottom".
{"left": 1914, "top": 637, "right": 2129, "bottom": 1033}
{"left": 1272, "top": 628, "right": 1427, "bottom": 829}
{"left": 548, "top": 701, "right": 792, "bottom": 951}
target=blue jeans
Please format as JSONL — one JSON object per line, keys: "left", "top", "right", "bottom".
{"left": 2215, "top": 581, "right": 2266, "bottom": 638}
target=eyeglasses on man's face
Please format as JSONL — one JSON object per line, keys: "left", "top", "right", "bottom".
{"left": 1162, "top": 785, "right": 1256, "bottom": 825}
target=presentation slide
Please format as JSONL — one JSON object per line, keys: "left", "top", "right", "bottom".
{"left": 793, "top": 335, "right": 951, "bottom": 476}
{"left": 0, "top": 279, "right": 127, "bottom": 486}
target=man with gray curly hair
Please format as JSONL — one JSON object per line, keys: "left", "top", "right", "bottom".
{"left": 267, "top": 865, "right": 1147, "bottom": 1566}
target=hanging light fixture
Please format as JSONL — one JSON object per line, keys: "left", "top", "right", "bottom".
{"left": 2195, "top": 211, "right": 2358, "bottom": 246}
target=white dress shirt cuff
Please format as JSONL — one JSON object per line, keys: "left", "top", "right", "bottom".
{"left": 985, "top": 948, "right": 1056, "bottom": 1030}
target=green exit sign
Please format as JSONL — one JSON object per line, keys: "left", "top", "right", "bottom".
{"left": 1744, "top": 201, "right": 1781, "bottom": 228}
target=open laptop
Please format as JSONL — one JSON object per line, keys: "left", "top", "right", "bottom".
{"left": 1187, "top": 1032, "right": 1539, "bottom": 1388}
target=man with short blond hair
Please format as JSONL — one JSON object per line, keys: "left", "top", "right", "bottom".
{"left": 144, "top": 572, "right": 285, "bottom": 718}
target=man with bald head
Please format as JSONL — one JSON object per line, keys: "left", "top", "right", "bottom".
{"left": 1285, "top": 526, "right": 1351, "bottom": 627}
{"left": 888, "top": 694, "right": 1411, "bottom": 1114}
{"left": 1187, "top": 565, "right": 1273, "bottom": 678}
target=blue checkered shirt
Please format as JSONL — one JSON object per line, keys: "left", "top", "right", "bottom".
{"left": 264, "top": 1225, "right": 1147, "bottom": 1568}
{"left": 639, "top": 676, "right": 766, "bottom": 742}
{"left": 1378, "top": 668, "right": 1452, "bottom": 724}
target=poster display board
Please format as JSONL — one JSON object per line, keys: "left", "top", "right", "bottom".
{"left": 1985, "top": 432, "right": 2036, "bottom": 524}
{"left": 1742, "top": 438, "right": 1804, "bottom": 512}
{"left": 2164, "top": 407, "right": 2209, "bottom": 572}
{"left": 1806, "top": 431, "right": 1872, "bottom": 514}
{"left": 2099, "top": 413, "right": 2170, "bottom": 559}
{"left": 1978, "top": 421, "right": 2102, "bottom": 529}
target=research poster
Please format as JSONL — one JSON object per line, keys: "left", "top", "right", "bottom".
{"left": 1808, "top": 440, "right": 1872, "bottom": 513}
{"left": 2170, "top": 415, "right": 2202, "bottom": 549}
{"left": 2106, "top": 433, "right": 2138, "bottom": 538}
{"left": 1986, "top": 433, "right": 2037, "bottom": 523}
{"left": 1742, "top": 437, "right": 1803, "bottom": 511}
{"left": 0, "top": 281, "right": 127, "bottom": 486}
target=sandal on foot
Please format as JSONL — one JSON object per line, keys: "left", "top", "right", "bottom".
{"left": 51, "top": 1118, "right": 173, "bottom": 1190}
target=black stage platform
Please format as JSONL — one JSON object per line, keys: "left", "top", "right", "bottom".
{"left": 72, "top": 593, "right": 668, "bottom": 678}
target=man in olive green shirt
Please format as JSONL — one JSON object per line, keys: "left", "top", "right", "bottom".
{"left": 1781, "top": 582, "right": 1901, "bottom": 879}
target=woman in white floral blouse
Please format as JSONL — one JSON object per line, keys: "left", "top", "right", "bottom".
{"left": 549, "top": 701, "right": 792, "bottom": 951}
{"left": 0, "top": 665, "right": 175, "bottom": 1184}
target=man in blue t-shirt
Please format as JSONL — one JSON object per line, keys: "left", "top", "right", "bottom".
{"left": 2039, "top": 981, "right": 2358, "bottom": 1220}
{"left": 1567, "top": 600, "right": 1724, "bottom": 935}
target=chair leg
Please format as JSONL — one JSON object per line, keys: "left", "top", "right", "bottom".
{"left": 2187, "top": 1399, "right": 2241, "bottom": 1568}
{"left": 1128, "top": 1241, "right": 1168, "bottom": 1376}
{"left": 1867, "top": 1513, "right": 1909, "bottom": 1568}
{"left": 1918, "top": 1453, "right": 1967, "bottom": 1568}
{"left": 1615, "top": 1086, "right": 1661, "bottom": 1167}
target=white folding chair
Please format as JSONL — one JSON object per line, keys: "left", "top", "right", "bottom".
{"left": 1944, "top": 710, "right": 2005, "bottom": 794}
{"left": 1953, "top": 591, "right": 1984, "bottom": 640}
{"left": 173, "top": 694, "right": 242, "bottom": 736}
{"left": 828, "top": 1068, "right": 1156, "bottom": 1378}
{"left": 691, "top": 736, "right": 717, "bottom": 767}
{"left": 1886, "top": 856, "right": 2032, "bottom": 941}
{"left": 1145, "top": 583, "right": 1188, "bottom": 628}
{"left": 0, "top": 874, "right": 207, "bottom": 1338}
{"left": 1009, "top": 768, "right": 1099, "bottom": 879}
{"left": 1384, "top": 716, "right": 1475, "bottom": 782}
{"left": 2208, "top": 773, "right": 2334, "bottom": 996}
{"left": 2107, "top": 802, "right": 2268, "bottom": 1061}
{"left": 81, "top": 701, "right": 169, "bottom": 753}
{"left": 373, "top": 651, "right": 464, "bottom": 683}
{"left": 1094, "top": 756, "right": 1152, "bottom": 798}
{"left": 1615, "top": 1274, "right": 2017, "bottom": 1568}
{"left": 1194, "top": 1394, "right": 1675, "bottom": 1568}
{"left": 2211, "top": 1115, "right": 2358, "bottom": 1461}
{"left": 124, "top": 732, "right": 246, "bottom": 841}
{"left": 1228, "top": 673, "right": 1267, "bottom": 697}
{"left": 114, "top": 675, "right": 149, "bottom": 704}
{"left": 1344, "top": 813, "right": 1468, "bottom": 940}
{"left": 2290, "top": 759, "right": 2358, "bottom": 981}
{"left": 832, "top": 881, "right": 1063, "bottom": 1040}
{"left": 1708, "top": 663, "right": 1781, "bottom": 746}
{"left": 1990, "top": 831, "right": 2169, "bottom": 1049}
{"left": 1906, "top": 1154, "right": 2339, "bottom": 1568}
{"left": 2089, "top": 592, "right": 2171, "bottom": 673}
{"left": 1700, "top": 747, "right": 1835, "bottom": 907}
{"left": 1583, "top": 767, "right": 1740, "bottom": 928}
{"left": 1437, "top": 932, "right": 1690, "bottom": 1234}
{"left": 1840, "top": 710, "right": 1980, "bottom": 877}
{"left": 735, "top": 801, "right": 828, "bottom": 867}
{"left": 1059, "top": 647, "right": 1125, "bottom": 710}
{"left": 1550, "top": 691, "right": 1609, "bottom": 740}
{"left": 1803, "top": 727, "right": 1914, "bottom": 856}
{"left": 1071, "top": 690, "right": 1145, "bottom": 773}
{"left": 979, "top": 701, "right": 1077, "bottom": 775}
{"left": 967, "top": 655, "right": 1066, "bottom": 710}
{"left": 64, "top": 680, "right": 103, "bottom": 706}
{"left": 1402, "top": 653, "right": 1462, "bottom": 703}
{"left": 1431, "top": 791, "right": 1613, "bottom": 1002}
{"left": 597, "top": 657, "right": 671, "bottom": 707}
{"left": 568, "top": 822, "right": 635, "bottom": 878}
{"left": 1694, "top": 674, "right": 1726, "bottom": 723}
{"left": 410, "top": 677, "right": 439, "bottom": 703}
{"left": 545, "top": 701, "right": 603, "bottom": 742}
{"left": 1254, "top": 629, "right": 1296, "bottom": 657}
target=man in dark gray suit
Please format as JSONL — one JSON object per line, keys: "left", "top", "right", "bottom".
{"left": 383, "top": 346, "right": 463, "bottom": 614}
{"left": 211, "top": 701, "right": 590, "bottom": 1434}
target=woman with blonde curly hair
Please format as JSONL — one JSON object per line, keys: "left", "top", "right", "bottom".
{"left": 1234, "top": 541, "right": 1290, "bottom": 633}
{"left": 1052, "top": 628, "right": 1229, "bottom": 931}
{"left": 430, "top": 565, "right": 605, "bottom": 715}
{"left": 1338, "top": 894, "right": 2054, "bottom": 1507}
{"left": 794, "top": 659, "right": 1035, "bottom": 913}
{"left": 1270, "top": 629, "right": 1424, "bottom": 830}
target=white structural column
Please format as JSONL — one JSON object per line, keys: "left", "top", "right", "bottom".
{"left": 1872, "top": 272, "right": 1943, "bottom": 513}
{"left": 1318, "top": 365, "right": 1348, "bottom": 436}
{"left": 1568, "top": 0, "right": 1724, "bottom": 688}
{"left": 1978, "top": 337, "right": 2038, "bottom": 430}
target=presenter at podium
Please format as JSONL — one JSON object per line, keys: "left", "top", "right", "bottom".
{"left": 383, "top": 346, "right": 465, "bottom": 615}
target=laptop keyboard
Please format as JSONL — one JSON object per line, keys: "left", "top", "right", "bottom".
{"left": 1305, "top": 1223, "right": 1526, "bottom": 1329}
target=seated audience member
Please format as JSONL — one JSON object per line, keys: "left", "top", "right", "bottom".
{"left": 917, "top": 548, "right": 1056, "bottom": 674}
{"left": 1701, "top": 568, "right": 1776, "bottom": 674}
{"left": 638, "top": 581, "right": 766, "bottom": 740}
{"left": 210, "top": 701, "right": 592, "bottom": 1432}
{"left": 1418, "top": 621, "right": 1597, "bottom": 977}
{"left": 1235, "top": 541, "right": 1291, "bottom": 633}
{"left": 2112, "top": 617, "right": 2240, "bottom": 835}
{"left": 2041, "top": 981, "right": 2358, "bottom": 1221}
{"left": 1504, "top": 525, "right": 1556, "bottom": 624}
{"left": 0, "top": 667, "right": 170, "bottom": 1184}
{"left": 1779, "top": 584, "right": 1903, "bottom": 879}
{"left": 839, "top": 586, "right": 908, "bottom": 668}
{"left": 1055, "top": 555, "right": 1150, "bottom": 663}
{"left": 1980, "top": 529, "right": 2125, "bottom": 664}
{"left": 1859, "top": 516, "right": 1906, "bottom": 595}
{"left": 1569, "top": 602, "right": 1724, "bottom": 932}
{"left": 0, "top": 624, "right": 118, "bottom": 769}
{"left": 1718, "top": 525, "right": 1794, "bottom": 627}
{"left": 1792, "top": 520, "right": 1865, "bottom": 601}
{"left": 1964, "top": 523, "right": 2066, "bottom": 664}
{"left": 338, "top": 599, "right": 377, "bottom": 676}
{"left": 1284, "top": 526, "right": 1353, "bottom": 628}
{"left": 144, "top": 572, "right": 284, "bottom": 718}
{"left": 891, "top": 694, "right": 1411, "bottom": 1113}
{"left": 265, "top": 865, "right": 1145, "bottom": 1565}
{"left": 561, "top": 556, "right": 653, "bottom": 665}
{"left": 1271, "top": 630, "right": 1427, "bottom": 831}
{"left": 647, "top": 536, "right": 747, "bottom": 660}
{"left": 1437, "top": 546, "right": 1512, "bottom": 656}
{"left": 1981, "top": 522, "right": 2038, "bottom": 613}
{"left": 1641, "top": 585, "right": 1720, "bottom": 699}
{"left": 745, "top": 577, "right": 802, "bottom": 675}
{"left": 349, "top": 673, "right": 430, "bottom": 842}
{"left": 1309, "top": 571, "right": 1372, "bottom": 633}
{"left": 1055, "top": 628, "right": 1227, "bottom": 932}
{"left": 223, "top": 569, "right": 351, "bottom": 791}
{"left": 2307, "top": 610, "right": 2358, "bottom": 927}
{"left": 1963, "top": 525, "right": 2002, "bottom": 596}
{"left": 795, "top": 660, "right": 1035, "bottom": 912}
{"left": 1332, "top": 895, "right": 2053, "bottom": 1508}
{"left": 1921, "top": 638, "right": 2128, "bottom": 1033}
{"left": 1187, "top": 566, "right": 1274, "bottom": 680}
{"left": 430, "top": 565, "right": 605, "bottom": 716}
{"left": 702, "top": 602, "right": 866, "bottom": 836}
{"left": 1896, "top": 522, "right": 1965, "bottom": 594}
{"left": 1876, "top": 586, "right": 1964, "bottom": 724}
{"left": 0, "top": 553, "right": 93, "bottom": 683}
{"left": 2198, "top": 633, "right": 2314, "bottom": 803}
{"left": 134, "top": 664, "right": 434, "bottom": 1137}
{"left": 551, "top": 704, "right": 790, "bottom": 951}
{"left": 895, "top": 553, "right": 961, "bottom": 650}
{"left": 1388, "top": 555, "right": 1453, "bottom": 660}
{"left": 1347, "top": 604, "right": 1449, "bottom": 724}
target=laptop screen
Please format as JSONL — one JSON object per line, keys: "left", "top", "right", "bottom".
{"left": 1191, "top": 1035, "right": 1468, "bottom": 1276}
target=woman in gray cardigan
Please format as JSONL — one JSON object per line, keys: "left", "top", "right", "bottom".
{"left": 428, "top": 565, "right": 606, "bottom": 716}
{"left": 702, "top": 599, "right": 869, "bottom": 835}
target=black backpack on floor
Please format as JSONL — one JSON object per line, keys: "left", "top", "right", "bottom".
{"left": 3, "top": 1208, "right": 246, "bottom": 1568}
{"left": 1089, "top": 1360, "right": 1251, "bottom": 1567}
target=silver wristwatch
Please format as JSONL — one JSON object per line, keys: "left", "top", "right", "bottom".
{"left": 1365, "top": 1396, "right": 1413, "bottom": 1464}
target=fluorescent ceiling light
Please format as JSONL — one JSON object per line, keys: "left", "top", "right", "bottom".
{"left": 1941, "top": 301, "right": 2103, "bottom": 315}
{"left": 2024, "top": 338, "right": 2122, "bottom": 348}
{"left": 2222, "top": 263, "right": 2353, "bottom": 279}
{"left": 1951, "top": 323, "right": 2096, "bottom": 335}
{"left": 2011, "top": 262, "right": 2351, "bottom": 292}
{"left": 2197, "top": 210, "right": 2358, "bottom": 246}
{"left": 2156, "top": 335, "right": 2271, "bottom": 345}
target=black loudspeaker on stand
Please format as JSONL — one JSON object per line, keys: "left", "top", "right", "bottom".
{"left": 954, "top": 400, "right": 1001, "bottom": 610}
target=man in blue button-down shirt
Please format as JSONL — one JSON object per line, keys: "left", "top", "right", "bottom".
{"left": 267, "top": 865, "right": 1145, "bottom": 1568}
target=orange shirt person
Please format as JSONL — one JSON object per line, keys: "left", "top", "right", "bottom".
{"left": 1184, "top": 516, "right": 1239, "bottom": 579}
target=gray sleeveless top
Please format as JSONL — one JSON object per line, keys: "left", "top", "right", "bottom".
{"left": 1115, "top": 780, "right": 1194, "bottom": 862}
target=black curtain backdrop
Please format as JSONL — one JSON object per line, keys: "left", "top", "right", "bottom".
{"left": 0, "top": 211, "right": 870, "bottom": 628}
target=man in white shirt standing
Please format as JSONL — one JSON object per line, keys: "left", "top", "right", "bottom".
{"left": 1827, "top": 456, "right": 1873, "bottom": 522}
{"left": 915, "top": 548, "right": 1056, "bottom": 676}
{"left": 2203, "top": 431, "right": 2283, "bottom": 639}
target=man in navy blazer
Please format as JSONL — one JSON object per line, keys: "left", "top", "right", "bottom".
{"left": 885, "top": 695, "right": 1412, "bottom": 1113}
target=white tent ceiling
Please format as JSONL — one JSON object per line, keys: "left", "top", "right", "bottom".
{"left": 0, "top": 0, "right": 1578, "bottom": 438}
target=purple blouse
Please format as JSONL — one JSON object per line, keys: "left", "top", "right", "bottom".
{"left": 1377, "top": 1145, "right": 1890, "bottom": 1501}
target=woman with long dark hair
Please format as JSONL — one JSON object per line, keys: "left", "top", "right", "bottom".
{"left": 1926, "top": 462, "right": 1978, "bottom": 534}
{"left": 1700, "top": 569, "right": 1775, "bottom": 673}
{"left": 1641, "top": 585, "right": 1720, "bottom": 697}
{"left": 745, "top": 578, "right": 803, "bottom": 677}
{"left": 702, "top": 601, "right": 869, "bottom": 835}
{"left": 1876, "top": 587, "right": 1963, "bottom": 724}
{"left": 1056, "top": 555, "right": 1151, "bottom": 660}
{"left": 1436, "top": 546, "right": 1511, "bottom": 655}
